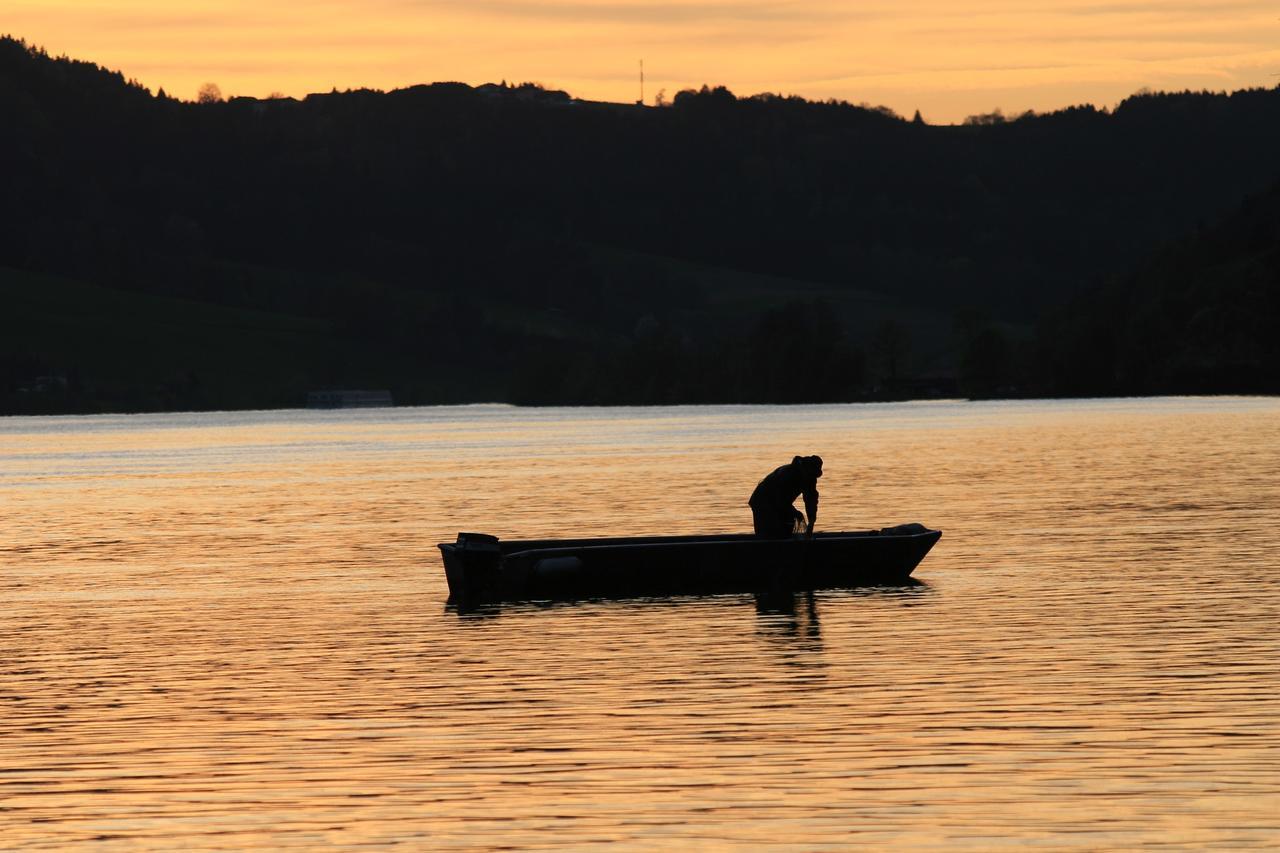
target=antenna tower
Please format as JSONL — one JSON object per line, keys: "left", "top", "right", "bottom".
{"left": 639, "top": 59, "right": 645, "bottom": 105}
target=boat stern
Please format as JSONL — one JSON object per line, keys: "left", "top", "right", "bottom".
{"left": 439, "top": 533, "right": 503, "bottom": 603}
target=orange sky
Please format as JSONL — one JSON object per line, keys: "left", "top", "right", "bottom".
{"left": 7, "top": 0, "right": 1280, "bottom": 122}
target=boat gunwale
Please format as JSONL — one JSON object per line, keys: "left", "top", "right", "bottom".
{"left": 438, "top": 528, "right": 942, "bottom": 559}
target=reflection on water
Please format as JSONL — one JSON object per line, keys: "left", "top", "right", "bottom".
{"left": 451, "top": 579, "right": 929, "bottom": 619}
{"left": 2, "top": 398, "right": 1279, "bottom": 848}
{"left": 756, "top": 590, "right": 825, "bottom": 651}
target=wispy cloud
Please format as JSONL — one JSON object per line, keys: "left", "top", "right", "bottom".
{"left": 404, "top": 0, "right": 851, "bottom": 24}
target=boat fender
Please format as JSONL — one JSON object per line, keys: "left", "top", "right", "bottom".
{"left": 532, "top": 556, "right": 584, "bottom": 577}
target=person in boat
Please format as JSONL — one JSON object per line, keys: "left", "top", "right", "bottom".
{"left": 749, "top": 455, "right": 822, "bottom": 538}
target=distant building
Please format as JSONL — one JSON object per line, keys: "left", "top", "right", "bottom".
{"left": 306, "top": 390, "right": 394, "bottom": 409}
{"left": 18, "top": 374, "right": 69, "bottom": 394}
{"left": 869, "top": 376, "right": 960, "bottom": 401}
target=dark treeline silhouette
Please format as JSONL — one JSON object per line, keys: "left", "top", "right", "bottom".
{"left": 2, "top": 36, "right": 1278, "bottom": 413}
{"left": 1038, "top": 180, "right": 1280, "bottom": 397}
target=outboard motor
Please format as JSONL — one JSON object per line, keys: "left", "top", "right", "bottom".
{"left": 450, "top": 532, "right": 502, "bottom": 602}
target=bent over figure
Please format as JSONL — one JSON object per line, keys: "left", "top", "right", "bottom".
{"left": 749, "top": 455, "right": 823, "bottom": 538}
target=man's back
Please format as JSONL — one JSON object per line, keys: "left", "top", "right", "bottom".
{"left": 749, "top": 463, "right": 812, "bottom": 509}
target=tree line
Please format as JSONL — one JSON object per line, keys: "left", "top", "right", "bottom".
{"left": 1, "top": 36, "right": 1277, "bottom": 412}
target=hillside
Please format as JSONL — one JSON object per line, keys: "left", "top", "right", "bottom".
{"left": 2, "top": 36, "right": 1279, "bottom": 411}
{"left": 1039, "top": 181, "right": 1280, "bottom": 396}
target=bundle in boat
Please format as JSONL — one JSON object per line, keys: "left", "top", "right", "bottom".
{"left": 438, "top": 524, "right": 941, "bottom": 604}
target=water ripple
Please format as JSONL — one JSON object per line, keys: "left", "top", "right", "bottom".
{"left": 2, "top": 398, "right": 1278, "bottom": 848}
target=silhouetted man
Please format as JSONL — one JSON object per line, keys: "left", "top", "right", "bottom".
{"left": 749, "top": 455, "right": 822, "bottom": 538}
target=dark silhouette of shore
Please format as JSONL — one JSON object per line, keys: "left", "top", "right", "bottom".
{"left": 2, "top": 36, "right": 1277, "bottom": 414}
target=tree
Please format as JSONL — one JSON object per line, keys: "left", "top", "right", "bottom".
{"left": 196, "top": 82, "right": 222, "bottom": 104}
{"left": 959, "top": 327, "right": 1011, "bottom": 398}
{"left": 964, "top": 109, "right": 1005, "bottom": 126}
{"left": 870, "top": 319, "right": 909, "bottom": 391}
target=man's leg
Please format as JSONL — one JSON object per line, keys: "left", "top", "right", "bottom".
{"left": 753, "top": 506, "right": 792, "bottom": 538}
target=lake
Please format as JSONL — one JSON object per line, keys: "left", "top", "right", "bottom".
{"left": 2, "top": 398, "right": 1278, "bottom": 848}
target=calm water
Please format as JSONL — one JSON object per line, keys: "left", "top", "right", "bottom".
{"left": 2, "top": 398, "right": 1278, "bottom": 848}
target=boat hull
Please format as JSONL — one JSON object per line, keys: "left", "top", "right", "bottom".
{"left": 439, "top": 525, "right": 941, "bottom": 604}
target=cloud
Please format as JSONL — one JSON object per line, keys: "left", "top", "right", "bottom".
{"left": 1059, "top": 0, "right": 1268, "bottom": 15}
{"left": 418, "top": 0, "right": 846, "bottom": 24}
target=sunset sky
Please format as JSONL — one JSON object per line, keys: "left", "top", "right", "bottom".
{"left": 8, "top": 0, "right": 1280, "bottom": 123}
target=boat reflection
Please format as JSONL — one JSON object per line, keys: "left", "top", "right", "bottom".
{"left": 449, "top": 578, "right": 931, "bottom": 619}
{"left": 755, "top": 589, "right": 824, "bottom": 647}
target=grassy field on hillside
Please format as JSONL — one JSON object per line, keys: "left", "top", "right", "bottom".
{"left": 2, "top": 267, "right": 357, "bottom": 412}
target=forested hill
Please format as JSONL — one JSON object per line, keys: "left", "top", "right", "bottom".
{"left": 1037, "top": 179, "right": 1280, "bottom": 398}
{"left": 3, "top": 35, "right": 1279, "bottom": 412}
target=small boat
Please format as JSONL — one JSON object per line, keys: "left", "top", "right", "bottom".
{"left": 439, "top": 523, "right": 941, "bottom": 604}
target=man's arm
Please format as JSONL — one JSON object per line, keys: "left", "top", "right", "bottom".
{"left": 803, "top": 487, "right": 819, "bottom": 534}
